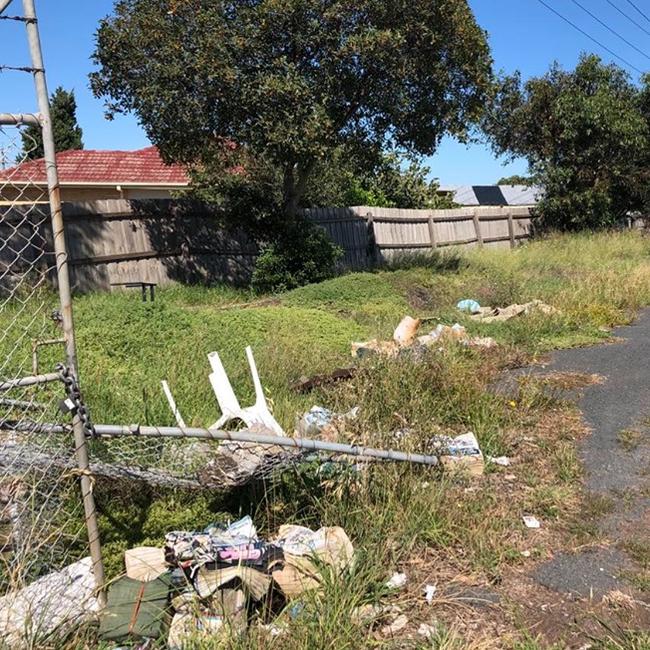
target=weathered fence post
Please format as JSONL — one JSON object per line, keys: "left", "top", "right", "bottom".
{"left": 366, "top": 211, "right": 379, "bottom": 267}
{"left": 427, "top": 213, "right": 437, "bottom": 249}
{"left": 507, "top": 210, "right": 516, "bottom": 249}
{"left": 472, "top": 209, "right": 484, "bottom": 247}
{"left": 23, "top": 0, "right": 106, "bottom": 604}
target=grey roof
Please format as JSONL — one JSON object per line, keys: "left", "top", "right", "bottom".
{"left": 450, "top": 185, "right": 542, "bottom": 206}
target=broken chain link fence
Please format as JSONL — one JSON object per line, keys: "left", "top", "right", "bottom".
{"left": 0, "top": 123, "right": 90, "bottom": 593}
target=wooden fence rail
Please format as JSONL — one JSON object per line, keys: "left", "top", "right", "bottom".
{"left": 1, "top": 201, "right": 533, "bottom": 292}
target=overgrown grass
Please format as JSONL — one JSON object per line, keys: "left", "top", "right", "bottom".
{"left": 2, "top": 230, "right": 650, "bottom": 648}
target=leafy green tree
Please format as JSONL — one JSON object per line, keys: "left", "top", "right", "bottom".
{"left": 303, "top": 150, "right": 456, "bottom": 209}
{"left": 496, "top": 174, "right": 533, "bottom": 186}
{"left": 20, "top": 87, "right": 83, "bottom": 160}
{"left": 484, "top": 55, "right": 649, "bottom": 230}
{"left": 91, "top": 0, "right": 492, "bottom": 229}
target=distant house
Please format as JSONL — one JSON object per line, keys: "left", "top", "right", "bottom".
{"left": 0, "top": 146, "right": 189, "bottom": 204}
{"left": 438, "top": 184, "right": 542, "bottom": 207}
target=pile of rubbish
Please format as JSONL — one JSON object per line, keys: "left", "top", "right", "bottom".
{"left": 95, "top": 516, "right": 354, "bottom": 648}
{"left": 351, "top": 316, "right": 497, "bottom": 359}
{"left": 457, "top": 298, "right": 560, "bottom": 323}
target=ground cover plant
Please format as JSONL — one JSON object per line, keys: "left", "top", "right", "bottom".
{"left": 2, "top": 230, "right": 650, "bottom": 648}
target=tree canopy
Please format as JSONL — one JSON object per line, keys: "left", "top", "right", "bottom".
{"left": 496, "top": 174, "right": 533, "bottom": 186}
{"left": 20, "top": 87, "right": 83, "bottom": 160}
{"left": 91, "top": 0, "right": 491, "bottom": 225}
{"left": 485, "top": 55, "right": 649, "bottom": 230}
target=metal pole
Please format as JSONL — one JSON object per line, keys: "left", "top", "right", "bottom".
{"left": 0, "top": 371, "right": 60, "bottom": 391}
{"left": 0, "top": 0, "right": 14, "bottom": 15}
{"left": 0, "top": 112, "right": 41, "bottom": 126}
{"left": 1, "top": 421, "right": 441, "bottom": 467}
{"left": 22, "top": 0, "right": 106, "bottom": 605}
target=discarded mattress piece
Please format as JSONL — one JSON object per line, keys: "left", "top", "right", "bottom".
{"left": 471, "top": 300, "right": 560, "bottom": 324}
{"left": 351, "top": 316, "right": 497, "bottom": 358}
{"left": 0, "top": 557, "right": 101, "bottom": 649}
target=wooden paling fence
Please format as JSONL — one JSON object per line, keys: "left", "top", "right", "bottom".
{"left": 1, "top": 200, "right": 533, "bottom": 292}
{"left": 305, "top": 205, "right": 533, "bottom": 269}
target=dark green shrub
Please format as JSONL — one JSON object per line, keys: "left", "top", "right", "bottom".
{"left": 251, "top": 219, "right": 343, "bottom": 293}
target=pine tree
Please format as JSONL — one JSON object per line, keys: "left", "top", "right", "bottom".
{"left": 20, "top": 87, "right": 83, "bottom": 160}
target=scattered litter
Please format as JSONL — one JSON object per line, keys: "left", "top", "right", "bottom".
{"left": 380, "top": 613, "right": 409, "bottom": 637}
{"left": 424, "top": 584, "right": 437, "bottom": 603}
{"left": 385, "top": 572, "right": 407, "bottom": 590}
{"left": 351, "top": 338, "right": 399, "bottom": 359}
{"left": 291, "top": 367, "right": 356, "bottom": 393}
{"left": 295, "top": 405, "right": 359, "bottom": 441}
{"left": 393, "top": 315, "right": 422, "bottom": 346}
{"left": 418, "top": 622, "right": 438, "bottom": 638}
{"left": 124, "top": 546, "right": 167, "bottom": 582}
{"left": 96, "top": 516, "right": 355, "bottom": 645}
{"left": 522, "top": 515, "right": 541, "bottom": 529}
{"left": 168, "top": 610, "right": 226, "bottom": 649}
{"left": 352, "top": 315, "right": 498, "bottom": 358}
{"left": 0, "top": 557, "right": 100, "bottom": 649}
{"left": 468, "top": 336, "right": 498, "bottom": 349}
{"left": 351, "top": 603, "right": 401, "bottom": 626}
{"left": 271, "top": 525, "right": 354, "bottom": 597}
{"left": 434, "top": 432, "right": 484, "bottom": 477}
{"left": 487, "top": 455, "right": 511, "bottom": 467}
{"left": 504, "top": 473, "right": 517, "bottom": 481}
{"left": 471, "top": 300, "right": 560, "bottom": 324}
{"left": 457, "top": 299, "right": 481, "bottom": 314}
{"left": 521, "top": 550, "right": 531, "bottom": 558}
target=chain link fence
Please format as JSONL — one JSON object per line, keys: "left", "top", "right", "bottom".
{"left": 0, "top": 123, "right": 90, "bottom": 593}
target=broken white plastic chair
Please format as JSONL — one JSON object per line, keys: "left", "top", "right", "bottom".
{"left": 161, "top": 379, "right": 186, "bottom": 428}
{"left": 207, "top": 346, "right": 285, "bottom": 436}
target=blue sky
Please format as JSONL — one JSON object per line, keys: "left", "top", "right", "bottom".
{"left": 1, "top": 0, "right": 648, "bottom": 185}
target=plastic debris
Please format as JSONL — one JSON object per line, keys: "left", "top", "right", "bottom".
{"left": 352, "top": 316, "right": 498, "bottom": 358}
{"left": 0, "top": 557, "right": 100, "bottom": 649}
{"left": 434, "top": 432, "right": 484, "bottom": 477}
{"left": 380, "top": 613, "right": 409, "bottom": 637}
{"left": 418, "top": 622, "right": 438, "bottom": 638}
{"left": 295, "top": 405, "right": 359, "bottom": 441}
{"left": 523, "top": 515, "right": 541, "bottom": 529}
{"left": 393, "top": 315, "right": 422, "bottom": 347}
{"left": 457, "top": 299, "right": 481, "bottom": 313}
{"left": 424, "top": 584, "right": 437, "bottom": 604}
{"left": 471, "top": 300, "right": 560, "bottom": 324}
{"left": 271, "top": 525, "right": 354, "bottom": 597}
{"left": 488, "top": 455, "right": 511, "bottom": 467}
{"left": 208, "top": 346, "right": 285, "bottom": 435}
{"left": 385, "top": 572, "right": 407, "bottom": 590}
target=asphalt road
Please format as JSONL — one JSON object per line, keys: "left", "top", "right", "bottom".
{"left": 518, "top": 310, "right": 650, "bottom": 597}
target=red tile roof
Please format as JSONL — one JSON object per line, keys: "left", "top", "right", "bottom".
{"left": 0, "top": 146, "right": 189, "bottom": 186}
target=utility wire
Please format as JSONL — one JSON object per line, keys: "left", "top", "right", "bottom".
{"left": 534, "top": 0, "right": 644, "bottom": 74}
{"left": 605, "top": 0, "right": 650, "bottom": 38}
{"left": 570, "top": 0, "right": 650, "bottom": 62}
{"left": 625, "top": 0, "right": 650, "bottom": 25}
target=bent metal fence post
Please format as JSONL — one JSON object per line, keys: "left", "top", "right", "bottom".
{"left": 0, "top": 0, "right": 105, "bottom": 601}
